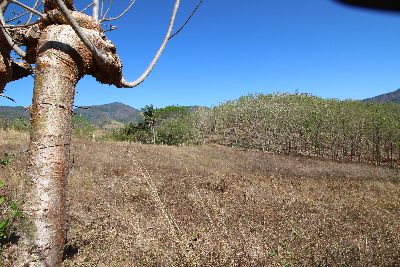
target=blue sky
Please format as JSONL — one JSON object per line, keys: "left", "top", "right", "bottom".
{"left": 2, "top": 0, "right": 400, "bottom": 108}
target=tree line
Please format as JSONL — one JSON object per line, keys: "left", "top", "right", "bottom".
{"left": 193, "top": 93, "right": 400, "bottom": 167}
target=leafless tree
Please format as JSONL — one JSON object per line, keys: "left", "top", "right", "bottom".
{"left": 0, "top": 0, "right": 201, "bottom": 265}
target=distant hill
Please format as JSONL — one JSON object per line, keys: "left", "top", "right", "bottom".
{"left": 0, "top": 106, "right": 29, "bottom": 121}
{"left": 363, "top": 89, "right": 400, "bottom": 103}
{"left": 0, "top": 102, "right": 141, "bottom": 127}
{"left": 74, "top": 102, "right": 141, "bottom": 126}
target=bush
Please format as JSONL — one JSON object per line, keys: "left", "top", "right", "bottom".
{"left": 72, "top": 116, "right": 95, "bottom": 139}
{"left": 107, "top": 105, "right": 199, "bottom": 146}
{"left": 0, "top": 180, "right": 22, "bottom": 247}
{"left": 157, "top": 115, "right": 197, "bottom": 146}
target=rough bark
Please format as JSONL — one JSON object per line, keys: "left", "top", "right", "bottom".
{"left": 23, "top": 25, "right": 84, "bottom": 267}
{"left": 20, "top": 10, "right": 123, "bottom": 264}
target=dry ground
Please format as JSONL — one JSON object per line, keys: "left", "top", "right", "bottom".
{"left": 0, "top": 130, "right": 399, "bottom": 266}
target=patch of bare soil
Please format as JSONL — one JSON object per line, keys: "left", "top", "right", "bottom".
{"left": 1, "top": 133, "right": 399, "bottom": 266}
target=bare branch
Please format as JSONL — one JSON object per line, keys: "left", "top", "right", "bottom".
{"left": 92, "top": 0, "right": 99, "bottom": 20}
{"left": 0, "top": 19, "right": 40, "bottom": 28}
{"left": 101, "top": 0, "right": 136, "bottom": 22}
{"left": 0, "top": 93, "right": 15, "bottom": 103}
{"left": 54, "top": 0, "right": 110, "bottom": 64}
{"left": 101, "top": 0, "right": 113, "bottom": 20}
{"left": 55, "top": 0, "right": 180, "bottom": 88}
{"left": 6, "top": 9, "right": 29, "bottom": 23}
{"left": 169, "top": 0, "right": 203, "bottom": 40}
{"left": 100, "top": 0, "right": 104, "bottom": 18}
{"left": 0, "top": 2, "right": 26, "bottom": 57}
{"left": 103, "top": 24, "right": 118, "bottom": 32}
{"left": 73, "top": 105, "right": 91, "bottom": 110}
{"left": 81, "top": 2, "right": 93, "bottom": 13}
{"left": 120, "top": 0, "right": 180, "bottom": 88}
{"left": 9, "top": 0, "right": 45, "bottom": 18}
{"left": 25, "top": 0, "right": 40, "bottom": 24}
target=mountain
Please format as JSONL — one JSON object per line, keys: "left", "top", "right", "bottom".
{"left": 0, "top": 102, "right": 207, "bottom": 128}
{"left": 74, "top": 102, "right": 141, "bottom": 126}
{"left": 0, "top": 102, "right": 141, "bottom": 127}
{"left": 363, "top": 89, "right": 400, "bottom": 103}
{"left": 0, "top": 106, "right": 29, "bottom": 121}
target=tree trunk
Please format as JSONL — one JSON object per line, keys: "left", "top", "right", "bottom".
{"left": 25, "top": 35, "right": 81, "bottom": 266}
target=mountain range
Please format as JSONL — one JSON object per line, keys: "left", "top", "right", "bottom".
{"left": 74, "top": 102, "right": 141, "bottom": 128}
{"left": 1, "top": 89, "right": 399, "bottom": 127}
{"left": 363, "top": 88, "right": 400, "bottom": 103}
{"left": 0, "top": 102, "right": 141, "bottom": 128}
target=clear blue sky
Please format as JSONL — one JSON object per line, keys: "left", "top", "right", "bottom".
{"left": 2, "top": 0, "right": 400, "bottom": 108}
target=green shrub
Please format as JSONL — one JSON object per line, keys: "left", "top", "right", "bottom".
{"left": 0, "top": 154, "right": 12, "bottom": 168}
{"left": 0, "top": 180, "right": 22, "bottom": 247}
{"left": 72, "top": 116, "right": 95, "bottom": 138}
{"left": 106, "top": 105, "right": 198, "bottom": 145}
{"left": 157, "top": 115, "right": 197, "bottom": 146}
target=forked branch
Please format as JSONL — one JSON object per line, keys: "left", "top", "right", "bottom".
{"left": 0, "top": 0, "right": 46, "bottom": 58}
{"left": 8, "top": 0, "right": 44, "bottom": 18}
{"left": 101, "top": 0, "right": 136, "bottom": 22}
{"left": 0, "top": 1, "right": 25, "bottom": 57}
{"left": 54, "top": 0, "right": 110, "bottom": 64}
{"left": 101, "top": 0, "right": 113, "bottom": 20}
{"left": 55, "top": 0, "right": 180, "bottom": 88}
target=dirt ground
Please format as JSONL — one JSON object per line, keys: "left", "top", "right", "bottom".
{"left": 1, "top": 130, "right": 399, "bottom": 266}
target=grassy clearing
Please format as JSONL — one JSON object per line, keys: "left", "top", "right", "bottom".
{"left": 0, "top": 132, "right": 399, "bottom": 266}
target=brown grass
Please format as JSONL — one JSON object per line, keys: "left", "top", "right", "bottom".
{"left": 1, "top": 131, "right": 399, "bottom": 266}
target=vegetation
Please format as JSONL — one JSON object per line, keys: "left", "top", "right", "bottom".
{"left": 72, "top": 116, "right": 95, "bottom": 139}
{"left": 107, "top": 93, "right": 400, "bottom": 167}
{"left": 0, "top": 178, "right": 22, "bottom": 248}
{"left": 0, "top": 154, "right": 12, "bottom": 168}
{"left": 107, "top": 105, "right": 198, "bottom": 146}
{"left": 0, "top": 118, "right": 29, "bottom": 132}
{"left": 0, "top": 115, "right": 96, "bottom": 139}
{"left": 3, "top": 93, "right": 400, "bottom": 167}
{"left": 195, "top": 93, "right": 400, "bottom": 166}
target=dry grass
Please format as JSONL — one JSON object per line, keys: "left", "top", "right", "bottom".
{"left": 0, "top": 131, "right": 399, "bottom": 266}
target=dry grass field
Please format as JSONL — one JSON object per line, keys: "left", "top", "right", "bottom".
{"left": 0, "top": 130, "right": 399, "bottom": 266}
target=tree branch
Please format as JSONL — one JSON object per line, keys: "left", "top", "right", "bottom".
{"left": 0, "top": 1, "right": 26, "bottom": 57}
{"left": 169, "top": 0, "right": 203, "bottom": 40}
{"left": 101, "top": 0, "right": 136, "bottom": 22}
{"left": 6, "top": 9, "right": 29, "bottom": 23}
{"left": 119, "top": 0, "right": 180, "bottom": 88}
{"left": 54, "top": 0, "right": 110, "bottom": 64}
{"left": 81, "top": 2, "right": 93, "bottom": 13}
{"left": 9, "top": 0, "right": 45, "bottom": 18}
{"left": 100, "top": 0, "right": 104, "bottom": 18}
{"left": 25, "top": 0, "right": 41, "bottom": 24}
{"left": 92, "top": 0, "right": 99, "bottom": 20}
{"left": 0, "top": 93, "right": 15, "bottom": 103}
{"left": 101, "top": 0, "right": 113, "bottom": 20}
{"left": 0, "top": 19, "right": 40, "bottom": 28}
